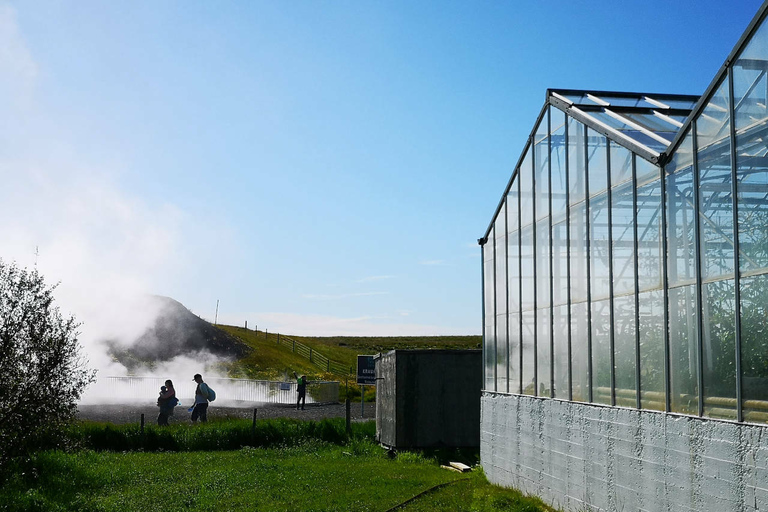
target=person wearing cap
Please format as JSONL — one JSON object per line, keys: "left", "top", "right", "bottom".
{"left": 191, "top": 373, "right": 210, "bottom": 423}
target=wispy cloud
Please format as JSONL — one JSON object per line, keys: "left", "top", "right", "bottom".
{"left": 355, "top": 275, "right": 395, "bottom": 283}
{"left": 301, "top": 291, "right": 389, "bottom": 301}
{"left": 419, "top": 259, "right": 450, "bottom": 266}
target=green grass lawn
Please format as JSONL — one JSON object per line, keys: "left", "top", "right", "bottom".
{"left": 1, "top": 419, "right": 552, "bottom": 512}
{"left": 2, "top": 444, "right": 549, "bottom": 512}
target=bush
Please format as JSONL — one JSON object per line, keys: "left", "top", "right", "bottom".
{"left": 0, "top": 261, "right": 95, "bottom": 467}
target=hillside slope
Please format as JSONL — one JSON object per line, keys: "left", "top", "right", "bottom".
{"left": 106, "top": 296, "right": 250, "bottom": 371}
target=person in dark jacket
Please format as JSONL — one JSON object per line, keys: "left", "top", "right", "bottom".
{"left": 293, "top": 371, "right": 307, "bottom": 410}
{"left": 191, "top": 373, "right": 211, "bottom": 423}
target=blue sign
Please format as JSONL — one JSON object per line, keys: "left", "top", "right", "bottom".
{"left": 356, "top": 355, "right": 376, "bottom": 385}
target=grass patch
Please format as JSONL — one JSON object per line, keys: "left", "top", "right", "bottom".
{"left": 66, "top": 417, "right": 374, "bottom": 452}
{"left": 1, "top": 442, "right": 552, "bottom": 512}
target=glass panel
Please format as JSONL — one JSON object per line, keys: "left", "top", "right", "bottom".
{"left": 636, "top": 156, "right": 660, "bottom": 185}
{"left": 734, "top": 21, "right": 768, "bottom": 275}
{"left": 587, "top": 129, "right": 608, "bottom": 197}
{"left": 697, "top": 79, "right": 730, "bottom": 148}
{"left": 666, "top": 132, "right": 697, "bottom": 287}
{"left": 484, "top": 236, "right": 495, "bottom": 390}
{"left": 507, "top": 180, "right": 520, "bottom": 312}
{"left": 551, "top": 109, "right": 567, "bottom": 219}
{"left": 610, "top": 142, "right": 633, "bottom": 187}
{"left": 590, "top": 192, "right": 610, "bottom": 300}
{"left": 552, "top": 220, "right": 568, "bottom": 307}
{"left": 668, "top": 285, "right": 699, "bottom": 415}
{"left": 612, "top": 180, "right": 636, "bottom": 296}
{"left": 536, "top": 219, "right": 551, "bottom": 309}
{"left": 697, "top": 80, "right": 735, "bottom": 280}
{"left": 570, "top": 202, "right": 588, "bottom": 303}
{"left": 520, "top": 151, "right": 534, "bottom": 228}
{"left": 571, "top": 301, "right": 589, "bottom": 402}
{"left": 536, "top": 138, "right": 550, "bottom": 221}
{"left": 537, "top": 307, "right": 551, "bottom": 397}
{"left": 741, "top": 274, "right": 768, "bottom": 424}
{"left": 591, "top": 299, "right": 612, "bottom": 405}
{"left": 702, "top": 279, "right": 737, "bottom": 420}
{"left": 568, "top": 117, "right": 586, "bottom": 206}
{"left": 613, "top": 294, "right": 637, "bottom": 407}
{"left": 639, "top": 289, "right": 665, "bottom": 411}
{"left": 522, "top": 310, "right": 536, "bottom": 395}
{"left": 509, "top": 311, "right": 521, "bottom": 394}
{"left": 553, "top": 303, "right": 569, "bottom": 399}
{"left": 495, "top": 210, "right": 508, "bottom": 393}
{"left": 521, "top": 224, "right": 535, "bottom": 311}
{"left": 637, "top": 178, "right": 663, "bottom": 292}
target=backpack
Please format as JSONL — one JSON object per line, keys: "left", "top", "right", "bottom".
{"left": 204, "top": 384, "right": 216, "bottom": 402}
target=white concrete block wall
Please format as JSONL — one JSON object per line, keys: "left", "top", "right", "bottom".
{"left": 481, "top": 392, "right": 768, "bottom": 512}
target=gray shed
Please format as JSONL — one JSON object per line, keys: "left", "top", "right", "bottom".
{"left": 374, "top": 349, "right": 482, "bottom": 449}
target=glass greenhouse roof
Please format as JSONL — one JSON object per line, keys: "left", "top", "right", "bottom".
{"left": 548, "top": 89, "right": 699, "bottom": 159}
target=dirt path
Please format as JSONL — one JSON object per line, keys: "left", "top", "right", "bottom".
{"left": 77, "top": 401, "right": 377, "bottom": 425}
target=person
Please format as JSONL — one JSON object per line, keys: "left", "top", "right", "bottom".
{"left": 191, "top": 373, "right": 211, "bottom": 423}
{"left": 156, "top": 379, "right": 177, "bottom": 426}
{"left": 293, "top": 371, "right": 307, "bottom": 410}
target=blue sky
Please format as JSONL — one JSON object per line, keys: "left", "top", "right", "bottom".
{"left": 0, "top": 1, "right": 764, "bottom": 338}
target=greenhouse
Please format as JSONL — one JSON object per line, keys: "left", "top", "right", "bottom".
{"left": 480, "top": 13, "right": 768, "bottom": 426}
{"left": 479, "top": 2, "right": 768, "bottom": 510}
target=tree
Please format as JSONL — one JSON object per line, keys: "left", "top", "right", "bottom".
{"left": 0, "top": 260, "right": 95, "bottom": 465}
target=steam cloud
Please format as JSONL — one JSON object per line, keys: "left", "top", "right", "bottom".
{"left": 0, "top": 4, "right": 239, "bottom": 404}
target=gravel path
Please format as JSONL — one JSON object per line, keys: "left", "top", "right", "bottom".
{"left": 77, "top": 401, "right": 377, "bottom": 425}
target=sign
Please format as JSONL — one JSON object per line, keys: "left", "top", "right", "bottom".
{"left": 356, "top": 355, "right": 376, "bottom": 385}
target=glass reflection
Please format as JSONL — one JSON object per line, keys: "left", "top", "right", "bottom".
{"left": 697, "top": 80, "right": 735, "bottom": 279}
{"left": 613, "top": 294, "right": 637, "bottom": 407}
{"left": 591, "top": 299, "right": 612, "bottom": 405}
{"left": 495, "top": 210, "right": 507, "bottom": 393}
{"left": 702, "top": 279, "right": 736, "bottom": 420}
{"left": 668, "top": 285, "right": 699, "bottom": 414}
{"left": 740, "top": 275, "right": 768, "bottom": 423}
{"left": 639, "top": 289, "right": 665, "bottom": 411}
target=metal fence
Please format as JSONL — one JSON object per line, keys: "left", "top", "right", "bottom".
{"left": 276, "top": 335, "right": 353, "bottom": 375}
{"left": 80, "top": 376, "right": 340, "bottom": 405}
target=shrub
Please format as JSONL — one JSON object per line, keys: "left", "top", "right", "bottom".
{"left": 0, "top": 261, "right": 95, "bottom": 469}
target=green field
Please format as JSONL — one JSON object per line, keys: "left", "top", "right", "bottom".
{"left": 1, "top": 419, "right": 551, "bottom": 512}
{"left": 220, "top": 325, "right": 481, "bottom": 381}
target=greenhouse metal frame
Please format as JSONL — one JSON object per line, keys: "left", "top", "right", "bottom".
{"left": 479, "top": 1, "right": 768, "bottom": 425}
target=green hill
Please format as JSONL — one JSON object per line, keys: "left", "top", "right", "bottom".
{"left": 218, "top": 325, "right": 481, "bottom": 383}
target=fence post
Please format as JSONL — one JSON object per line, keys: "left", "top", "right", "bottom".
{"left": 310, "top": 348, "right": 313, "bottom": 362}
{"left": 245, "top": 320, "right": 248, "bottom": 330}
{"left": 277, "top": 333, "right": 280, "bottom": 344}
{"left": 265, "top": 329, "right": 268, "bottom": 339}
{"left": 346, "top": 398, "right": 351, "bottom": 435}
{"left": 292, "top": 340, "right": 295, "bottom": 352}
{"left": 252, "top": 408, "right": 257, "bottom": 439}
{"left": 327, "top": 359, "right": 330, "bottom": 372}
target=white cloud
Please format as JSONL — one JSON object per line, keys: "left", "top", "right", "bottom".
{"left": 355, "top": 275, "right": 395, "bottom": 283}
{"left": 419, "top": 259, "right": 450, "bottom": 266}
{"left": 301, "top": 291, "right": 389, "bottom": 301}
